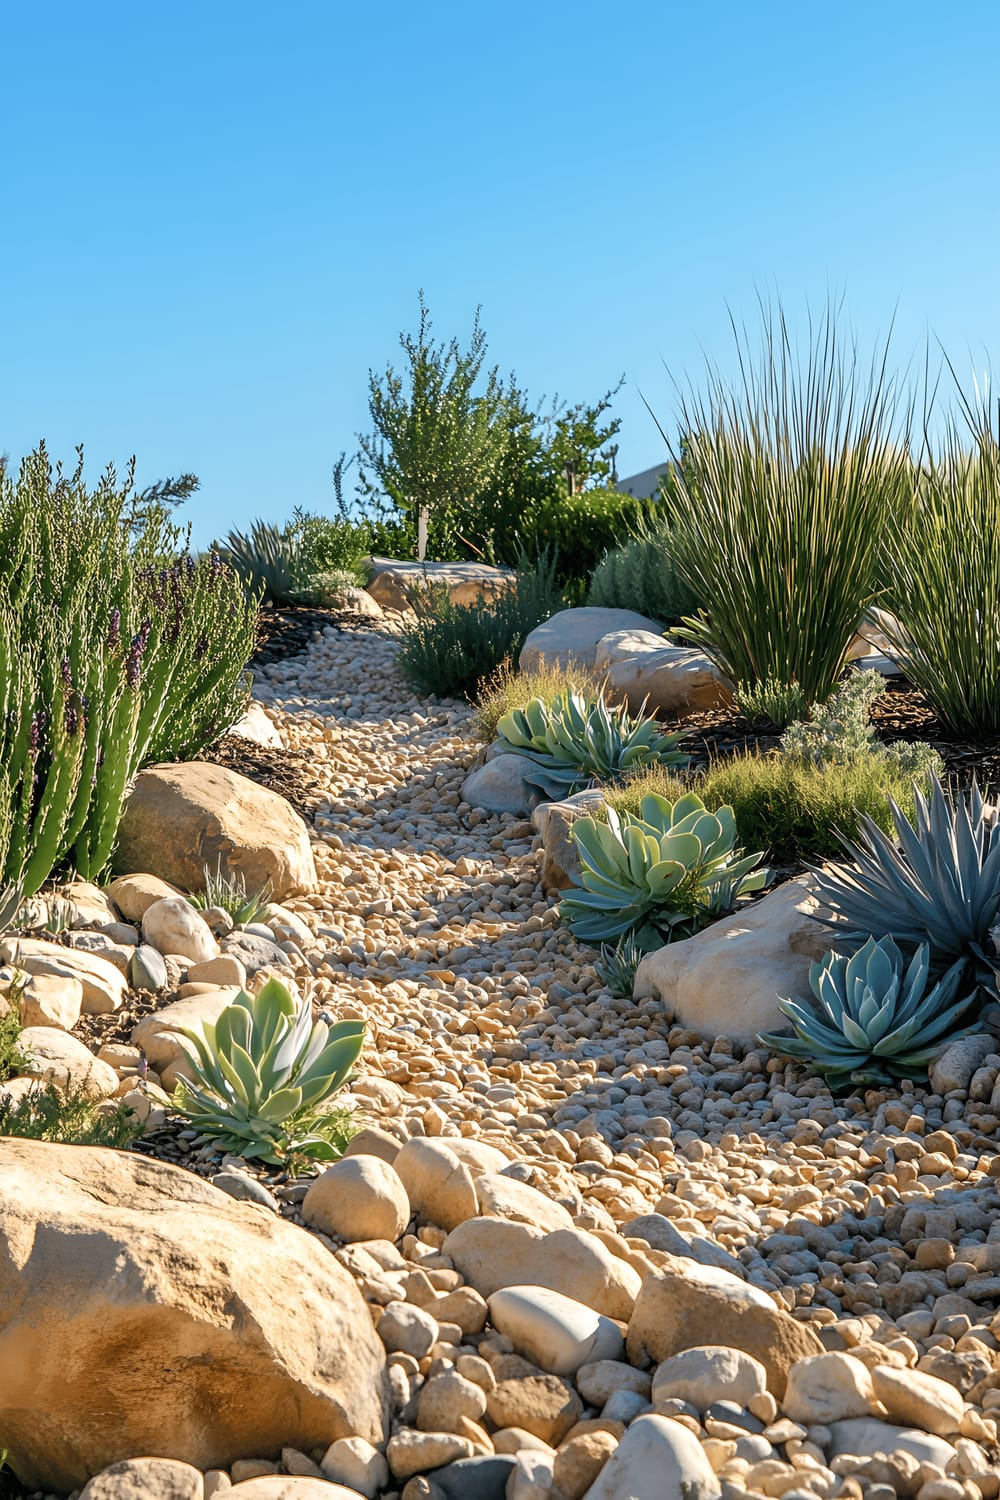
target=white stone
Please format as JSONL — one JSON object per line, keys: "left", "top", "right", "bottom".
{"left": 17, "top": 1027, "right": 118, "bottom": 1099}
{"left": 142, "top": 898, "right": 219, "bottom": 964}
{"left": 7, "top": 938, "right": 127, "bottom": 1014}
{"left": 519, "top": 607, "right": 663, "bottom": 671}
{"left": 651, "top": 1346, "right": 768, "bottom": 1410}
{"left": 783, "top": 1352, "right": 878, "bottom": 1424}
{"left": 229, "top": 702, "right": 284, "bottom": 749}
{"left": 828, "top": 1419, "right": 956, "bottom": 1469}
{"left": 476, "top": 1173, "right": 574, "bottom": 1232}
{"left": 580, "top": 1413, "right": 721, "bottom": 1499}
{"left": 320, "top": 1436, "right": 389, "bottom": 1498}
{"left": 487, "top": 1285, "right": 625, "bottom": 1375}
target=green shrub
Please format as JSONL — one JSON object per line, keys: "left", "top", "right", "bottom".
{"left": 497, "top": 689, "right": 687, "bottom": 799}
{"left": 287, "top": 507, "right": 371, "bottom": 578}
{"left": 472, "top": 660, "right": 606, "bottom": 743}
{"left": 658, "top": 301, "right": 912, "bottom": 704}
{"left": 596, "top": 931, "right": 647, "bottom": 998}
{"left": 521, "top": 487, "right": 652, "bottom": 594}
{"left": 698, "top": 752, "right": 927, "bottom": 864}
{"left": 760, "top": 937, "right": 975, "bottom": 1090}
{"left": 172, "top": 977, "right": 363, "bottom": 1167}
{"left": 0, "top": 1004, "right": 26, "bottom": 1085}
{"left": 561, "top": 790, "right": 767, "bottom": 948}
{"left": 735, "top": 677, "right": 811, "bottom": 732}
{"left": 587, "top": 527, "right": 700, "bottom": 624}
{"left": 0, "top": 1080, "right": 143, "bottom": 1147}
{"left": 396, "top": 554, "right": 565, "bottom": 700}
{"left": 781, "top": 670, "right": 942, "bottom": 779}
{"left": 881, "top": 397, "right": 1000, "bottom": 733}
{"left": 0, "top": 447, "right": 257, "bottom": 896}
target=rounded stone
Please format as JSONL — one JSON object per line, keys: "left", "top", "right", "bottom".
{"left": 487, "top": 1285, "right": 624, "bottom": 1375}
{"left": 141, "top": 898, "right": 219, "bottom": 964}
{"left": 651, "top": 1346, "right": 768, "bottom": 1411}
{"left": 302, "top": 1155, "right": 410, "bottom": 1243}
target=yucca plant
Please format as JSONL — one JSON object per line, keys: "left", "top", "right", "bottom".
{"left": 760, "top": 937, "right": 975, "bottom": 1090}
{"left": 172, "top": 978, "right": 364, "bottom": 1166}
{"left": 648, "top": 300, "right": 913, "bottom": 704}
{"left": 813, "top": 776, "right": 1000, "bottom": 985}
{"left": 190, "top": 859, "right": 273, "bottom": 928}
{"left": 880, "top": 386, "right": 1000, "bottom": 733}
{"left": 562, "top": 791, "right": 767, "bottom": 947}
{"left": 497, "top": 689, "right": 688, "bottom": 800}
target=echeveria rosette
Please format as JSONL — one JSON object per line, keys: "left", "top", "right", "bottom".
{"left": 759, "top": 935, "right": 976, "bottom": 1091}
{"left": 561, "top": 790, "right": 767, "bottom": 949}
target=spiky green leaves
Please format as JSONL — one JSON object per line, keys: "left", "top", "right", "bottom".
{"left": 760, "top": 936, "right": 975, "bottom": 1090}
{"left": 497, "top": 690, "right": 688, "bottom": 800}
{"left": 814, "top": 776, "right": 1000, "bottom": 984}
{"left": 173, "top": 978, "right": 364, "bottom": 1166}
{"left": 561, "top": 791, "right": 767, "bottom": 947}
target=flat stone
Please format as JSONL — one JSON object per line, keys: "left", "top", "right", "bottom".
{"left": 17, "top": 1027, "right": 118, "bottom": 1099}
{"left": 64, "top": 931, "right": 134, "bottom": 975}
{"left": 622, "top": 1215, "right": 746, "bottom": 1279}
{"left": 519, "top": 607, "right": 663, "bottom": 672}
{"left": 187, "top": 954, "right": 248, "bottom": 988}
{"left": 222, "top": 931, "right": 293, "bottom": 976}
{"left": 211, "top": 1172, "right": 279, "bottom": 1211}
{"left": 444, "top": 1219, "right": 641, "bottom": 1321}
{"left": 487, "top": 1286, "right": 624, "bottom": 1375}
{"left": 366, "top": 557, "right": 515, "bottom": 612}
{"left": 18, "top": 973, "right": 83, "bottom": 1031}
{"left": 476, "top": 1173, "right": 574, "bottom": 1233}
{"left": 229, "top": 1483, "right": 373, "bottom": 1499}
{"left": 7, "top": 938, "right": 127, "bottom": 1015}
{"left": 105, "top": 873, "right": 187, "bottom": 922}
{"left": 828, "top": 1419, "right": 956, "bottom": 1469}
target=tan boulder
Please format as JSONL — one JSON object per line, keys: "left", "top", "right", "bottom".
{"left": 632, "top": 874, "right": 832, "bottom": 1044}
{"left": 142, "top": 898, "right": 219, "bottom": 964}
{"left": 392, "top": 1138, "right": 478, "bottom": 1231}
{"left": 80, "top": 1457, "right": 204, "bottom": 1499}
{"left": 113, "top": 762, "right": 316, "bottom": 902}
{"left": 17, "top": 1027, "right": 118, "bottom": 1098}
{"left": 444, "top": 1218, "right": 641, "bottom": 1321}
{"left": 365, "top": 557, "right": 515, "bottom": 611}
{"left": 783, "top": 1352, "right": 879, "bottom": 1424}
{"left": 6, "top": 937, "right": 127, "bottom": 1014}
{"left": 131, "top": 991, "right": 244, "bottom": 1090}
{"left": 603, "top": 639, "right": 733, "bottom": 717}
{"left": 519, "top": 607, "right": 661, "bottom": 672}
{"left": 532, "top": 789, "right": 607, "bottom": 894}
{"left": 475, "top": 1172, "right": 575, "bottom": 1233}
{"left": 869, "top": 1364, "right": 965, "bottom": 1435}
{"left": 57, "top": 881, "right": 121, "bottom": 929}
{"left": 17, "top": 972, "right": 84, "bottom": 1030}
{"left": 106, "top": 873, "right": 186, "bottom": 922}
{"left": 626, "top": 1259, "right": 824, "bottom": 1398}
{"left": 302, "top": 1156, "right": 411, "bottom": 1243}
{"left": 0, "top": 1140, "right": 388, "bottom": 1491}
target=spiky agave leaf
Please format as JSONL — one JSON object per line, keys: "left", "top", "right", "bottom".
{"left": 497, "top": 689, "right": 687, "bottom": 799}
{"left": 561, "top": 790, "right": 767, "bottom": 947}
{"left": 172, "top": 977, "right": 365, "bottom": 1165}
{"left": 813, "top": 776, "right": 1000, "bottom": 983}
{"left": 760, "top": 935, "right": 976, "bottom": 1089}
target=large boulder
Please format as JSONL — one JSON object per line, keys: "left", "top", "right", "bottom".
{"left": 0, "top": 1140, "right": 388, "bottom": 1491}
{"left": 365, "top": 557, "right": 515, "bottom": 612}
{"left": 519, "top": 608, "right": 662, "bottom": 672}
{"left": 113, "top": 763, "right": 317, "bottom": 901}
{"left": 595, "top": 631, "right": 733, "bottom": 717}
{"left": 632, "top": 874, "right": 832, "bottom": 1044}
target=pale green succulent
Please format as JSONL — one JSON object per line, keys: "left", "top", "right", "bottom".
{"left": 595, "top": 930, "right": 647, "bottom": 998}
{"left": 497, "top": 690, "right": 687, "bottom": 800}
{"left": 561, "top": 790, "right": 767, "bottom": 947}
{"left": 760, "top": 936, "right": 975, "bottom": 1089}
{"left": 814, "top": 776, "right": 1000, "bottom": 984}
{"left": 172, "top": 977, "right": 364, "bottom": 1165}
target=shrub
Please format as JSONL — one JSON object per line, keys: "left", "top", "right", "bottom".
{"left": 561, "top": 791, "right": 767, "bottom": 948}
{"left": 601, "top": 765, "right": 691, "bottom": 820}
{"left": 521, "top": 486, "right": 651, "bottom": 594}
{"left": 735, "top": 678, "right": 811, "bottom": 732}
{"left": 497, "top": 689, "right": 687, "bottom": 800}
{"left": 587, "top": 526, "right": 700, "bottom": 624}
{"left": 699, "top": 752, "right": 932, "bottom": 865}
{"left": 396, "top": 554, "right": 565, "bottom": 700}
{"left": 781, "top": 670, "right": 942, "bottom": 780}
{"left": 0, "top": 1080, "right": 143, "bottom": 1147}
{"left": 472, "top": 660, "right": 606, "bottom": 744}
{"left": 657, "top": 301, "right": 912, "bottom": 704}
{"left": 881, "top": 394, "right": 1000, "bottom": 733}
{"left": 759, "top": 937, "right": 975, "bottom": 1090}
{"left": 223, "top": 518, "right": 368, "bottom": 608}
{"left": 813, "top": 776, "right": 1000, "bottom": 987}
{"left": 0, "top": 1004, "right": 26, "bottom": 1085}
{"left": 0, "top": 447, "right": 256, "bottom": 896}
{"left": 172, "top": 977, "right": 364, "bottom": 1167}
{"left": 287, "top": 507, "right": 371, "bottom": 578}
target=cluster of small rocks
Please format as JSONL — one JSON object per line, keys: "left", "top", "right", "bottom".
{"left": 5, "top": 608, "right": 1000, "bottom": 1499}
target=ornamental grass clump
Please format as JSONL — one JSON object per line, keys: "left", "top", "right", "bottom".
{"left": 654, "top": 300, "right": 912, "bottom": 705}
{"left": 760, "top": 937, "right": 975, "bottom": 1090}
{"left": 814, "top": 776, "right": 1000, "bottom": 988}
{"left": 472, "top": 660, "right": 606, "bottom": 744}
{"left": 172, "top": 978, "right": 364, "bottom": 1167}
{"left": 0, "top": 446, "right": 257, "bottom": 895}
{"left": 497, "top": 688, "right": 688, "bottom": 800}
{"left": 562, "top": 790, "right": 767, "bottom": 949}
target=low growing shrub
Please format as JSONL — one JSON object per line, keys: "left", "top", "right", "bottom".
{"left": 0, "top": 1080, "right": 143, "bottom": 1147}
{"left": 397, "top": 554, "right": 565, "bottom": 700}
{"left": 735, "top": 677, "right": 811, "bottom": 732}
{"left": 472, "top": 661, "right": 606, "bottom": 743}
{"left": 781, "top": 670, "right": 942, "bottom": 780}
{"left": 587, "top": 527, "right": 700, "bottom": 625}
{"left": 190, "top": 859, "right": 272, "bottom": 927}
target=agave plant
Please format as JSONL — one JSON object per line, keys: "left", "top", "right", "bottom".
{"left": 223, "top": 520, "right": 314, "bottom": 607}
{"left": 760, "top": 936, "right": 975, "bottom": 1090}
{"left": 172, "top": 977, "right": 364, "bottom": 1165}
{"left": 190, "top": 859, "right": 273, "bottom": 929}
{"left": 595, "top": 930, "right": 647, "bottom": 998}
{"left": 561, "top": 791, "right": 767, "bottom": 947}
{"left": 813, "top": 776, "right": 1000, "bottom": 984}
{"left": 497, "top": 690, "right": 688, "bottom": 800}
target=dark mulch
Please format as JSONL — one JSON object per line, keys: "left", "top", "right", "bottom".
{"left": 251, "top": 603, "right": 382, "bottom": 669}
{"left": 674, "top": 679, "right": 1000, "bottom": 793}
{"left": 192, "top": 736, "right": 323, "bottom": 819}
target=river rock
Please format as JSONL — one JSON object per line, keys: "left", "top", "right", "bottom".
{"left": 444, "top": 1219, "right": 641, "bottom": 1321}
{"left": 142, "top": 898, "right": 219, "bottom": 964}
{"left": 113, "top": 762, "right": 317, "bottom": 902}
{"left": 79, "top": 1458, "right": 204, "bottom": 1499}
{"left": 651, "top": 1346, "right": 767, "bottom": 1410}
{"left": 392, "top": 1138, "right": 479, "bottom": 1232}
{"left": 519, "top": 608, "right": 662, "bottom": 672}
{"left": 487, "top": 1286, "right": 624, "bottom": 1374}
{"left": 302, "top": 1155, "right": 410, "bottom": 1243}
{"left": 869, "top": 1364, "right": 966, "bottom": 1435}
{"left": 17, "top": 1027, "right": 118, "bottom": 1098}
{"left": 461, "top": 755, "right": 541, "bottom": 817}
{"left": 632, "top": 874, "right": 832, "bottom": 1043}
{"left": 783, "top": 1352, "right": 878, "bottom": 1424}
{"left": 320, "top": 1435, "right": 389, "bottom": 1496}
{"left": 107, "top": 873, "right": 187, "bottom": 922}
{"left": 532, "top": 789, "right": 607, "bottom": 893}
{"left": 828, "top": 1419, "right": 957, "bottom": 1469}
{"left": 476, "top": 1173, "right": 574, "bottom": 1232}
{"left": 7, "top": 938, "right": 127, "bottom": 1014}
{"left": 0, "top": 1139, "right": 387, "bottom": 1491}
{"left": 579, "top": 1413, "right": 720, "bottom": 1499}
{"left": 626, "top": 1260, "right": 824, "bottom": 1397}
{"left": 18, "top": 973, "right": 83, "bottom": 1031}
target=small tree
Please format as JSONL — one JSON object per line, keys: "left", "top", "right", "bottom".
{"left": 358, "top": 293, "right": 507, "bottom": 559}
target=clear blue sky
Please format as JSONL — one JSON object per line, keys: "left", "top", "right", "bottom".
{"left": 2, "top": 1, "right": 997, "bottom": 544}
